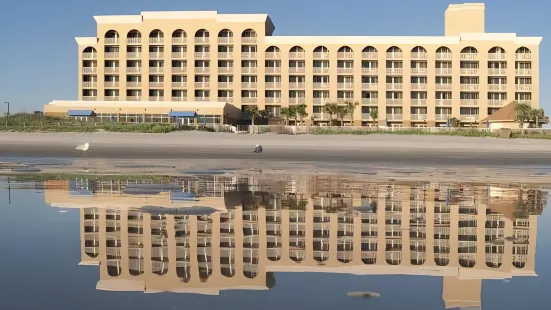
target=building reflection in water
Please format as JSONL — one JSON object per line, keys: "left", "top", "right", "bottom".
{"left": 44, "top": 174, "right": 546, "bottom": 307}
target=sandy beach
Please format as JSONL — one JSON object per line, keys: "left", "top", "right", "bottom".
{"left": 1, "top": 132, "right": 551, "bottom": 184}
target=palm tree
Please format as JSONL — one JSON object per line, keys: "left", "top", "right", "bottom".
{"left": 280, "top": 107, "right": 291, "bottom": 125}
{"left": 448, "top": 117, "right": 460, "bottom": 128}
{"left": 530, "top": 108, "right": 545, "bottom": 128}
{"left": 515, "top": 102, "right": 532, "bottom": 129}
{"left": 345, "top": 101, "right": 359, "bottom": 125}
{"left": 244, "top": 105, "right": 264, "bottom": 126}
{"left": 296, "top": 104, "right": 308, "bottom": 125}
{"left": 336, "top": 105, "right": 348, "bottom": 126}
{"left": 369, "top": 109, "right": 379, "bottom": 127}
{"left": 324, "top": 103, "right": 339, "bottom": 126}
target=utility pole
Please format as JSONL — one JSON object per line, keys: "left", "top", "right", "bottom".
{"left": 4, "top": 102, "right": 9, "bottom": 127}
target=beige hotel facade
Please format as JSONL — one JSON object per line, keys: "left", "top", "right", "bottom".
{"left": 43, "top": 3, "right": 542, "bottom": 127}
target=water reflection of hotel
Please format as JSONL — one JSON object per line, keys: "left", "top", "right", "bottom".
{"left": 44, "top": 175, "right": 545, "bottom": 308}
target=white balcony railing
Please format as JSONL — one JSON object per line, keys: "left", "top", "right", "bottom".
{"left": 515, "top": 84, "right": 532, "bottom": 91}
{"left": 217, "top": 97, "right": 233, "bottom": 103}
{"left": 515, "top": 69, "right": 532, "bottom": 76}
{"left": 241, "top": 37, "right": 257, "bottom": 44}
{"left": 172, "top": 67, "right": 187, "bottom": 73}
{"left": 171, "top": 52, "right": 187, "bottom": 59}
{"left": 104, "top": 67, "right": 119, "bottom": 74}
{"left": 126, "top": 52, "right": 142, "bottom": 59}
{"left": 488, "top": 84, "right": 507, "bottom": 91}
{"left": 172, "top": 37, "right": 186, "bottom": 44}
{"left": 435, "top": 68, "right": 452, "bottom": 75}
{"left": 313, "top": 52, "right": 330, "bottom": 59}
{"left": 361, "top": 83, "right": 378, "bottom": 90}
{"left": 386, "top": 68, "right": 403, "bottom": 75}
{"left": 460, "top": 84, "right": 479, "bottom": 91}
{"left": 217, "top": 82, "right": 233, "bottom": 88}
{"left": 195, "top": 97, "right": 210, "bottom": 101}
{"left": 126, "top": 96, "right": 142, "bottom": 101}
{"left": 386, "top": 83, "right": 403, "bottom": 90}
{"left": 460, "top": 99, "right": 479, "bottom": 106}
{"left": 460, "top": 68, "right": 479, "bottom": 75}
{"left": 218, "top": 52, "right": 233, "bottom": 59}
{"left": 337, "top": 68, "right": 354, "bottom": 74}
{"left": 362, "top": 98, "right": 378, "bottom": 105}
{"left": 435, "top": 114, "right": 451, "bottom": 121}
{"left": 386, "top": 99, "right": 403, "bottom": 105}
{"left": 172, "top": 82, "right": 187, "bottom": 88}
{"left": 149, "top": 82, "right": 164, "bottom": 88}
{"left": 172, "top": 96, "right": 187, "bottom": 101}
{"left": 410, "top": 99, "right": 427, "bottom": 106}
{"left": 127, "top": 38, "right": 142, "bottom": 45}
{"left": 411, "top": 68, "right": 427, "bottom": 75}
{"left": 104, "top": 96, "right": 119, "bottom": 101}
{"left": 194, "top": 52, "right": 210, "bottom": 58}
{"left": 289, "top": 82, "right": 306, "bottom": 89}
{"left": 337, "top": 52, "right": 354, "bottom": 59}
{"left": 435, "top": 84, "right": 452, "bottom": 90}
{"left": 386, "top": 52, "right": 403, "bottom": 59}
{"left": 195, "top": 67, "right": 210, "bottom": 74}
{"left": 488, "top": 53, "right": 507, "bottom": 60}
{"left": 289, "top": 67, "right": 305, "bottom": 74}
{"left": 313, "top": 67, "right": 330, "bottom": 74}
{"left": 242, "top": 67, "right": 258, "bottom": 74}
{"left": 265, "top": 97, "right": 281, "bottom": 104}
{"left": 194, "top": 37, "right": 209, "bottom": 44}
{"left": 289, "top": 98, "right": 306, "bottom": 104}
{"left": 194, "top": 82, "right": 210, "bottom": 88}
{"left": 82, "top": 82, "right": 97, "bottom": 88}
{"left": 362, "top": 68, "right": 377, "bottom": 74}
{"left": 149, "top": 37, "right": 164, "bottom": 44}
{"left": 241, "top": 97, "right": 258, "bottom": 104}
{"left": 460, "top": 115, "right": 479, "bottom": 122}
{"left": 126, "top": 82, "right": 141, "bottom": 88}
{"left": 460, "top": 53, "right": 478, "bottom": 60}
{"left": 82, "top": 96, "right": 97, "bottom": 101}
{"left": 218, "top": 67, "right": 233, "bottom": 73}
{"left": 411, "top": 52, "right": 427, "bottom": 59}
{"left": 126, "top": 67, "right": 141, "bottom": 73}
{"left": 104, "top": 38, "right": 119, "bottom": 44}
{"left": 387, "top": 114, "right": 403, "bottom": 121}
{"left": 436, "top": 53, "right": 452, "bottom": 60}
{"left": 515, "top": 53, "right": 532, "bottom": 60}
{"left": 82, "top": 67, "right": 97, "bottom": 74}
{"left": 337, "top": 83, "right": 354, "bottom": 90}
{"left": 313, "top": 98, "right": 330, "bottom": 105}
{"left": 411, "top": 83, "right": 427, "bottom": 90}
{"left": 149, "top": 96, "right": 164, "bottom": 101}
{"left": 149, "top": 52, "right": 163, "bottom": 59}
{"left": 265, "top": 67, "right": 281, "bottom": 74}
{"left": 361, "top": 52, "right": 378, "bottom": 59}
{"left": 488, "top": 68, "right": 507, "bottom": 75}
{"left": 265, "top": 52, "right": 280, "bottom": 59}
{"left": 289, "top": 52, "right": 305, "bottom": 59}
{"left": 217, "top": 37, "right": 233, "bottom": 44}
{"left": 241, "top": 52, "right": 257, "bottom": 59}
{"left": 104, "top": 52, "right": 119, "bottom": 58}
{"left": 265, "top": 82, "right": 281, "bottom": 89}
{"left": 488, "top": 100, "right": 507, "bottom": 107}
{"left": 149, "top": 67, "right": 164, "bottom": 73}
{"left": 410, "top": 114, "right": 428, "bottom": 120}
{"left": 241, "top": 82, "right": 257, "bottom": 89}
{"left": 313, "top": 82, "right": 330, "bottom": 89}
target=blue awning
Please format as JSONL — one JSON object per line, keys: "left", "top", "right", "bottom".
{"left": 169, "top": 111, "right": 196, "bottom": 117}
{"left": 170, "top": 191, "right": 197, "bottom": 201}
{"left": 68, "top": 110, "right": 94, "bottom": 116}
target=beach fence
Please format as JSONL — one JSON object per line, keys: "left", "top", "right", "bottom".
{"left": 242, "top": 125, "right": 499, "bottom": 135}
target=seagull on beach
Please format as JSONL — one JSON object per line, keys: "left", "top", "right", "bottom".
{"left": 76, "top": 142, "right": 90, "bottom": 152}
{"left": 254, "top": 144, "right": 263, "bottom": 153}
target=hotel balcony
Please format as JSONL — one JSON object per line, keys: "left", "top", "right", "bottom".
{"left": 337, "top": 68, "right": 354, "bottom": 74}
{"left": 313, "top": 52, "right": 330, "bottom": 59}
{"left": 488, "top": 99, "right": 507, "bottom": 107}
{"left": 194, "top": 52, "right": 210, "bottom": 59}
{"left": 515, "top": 84, "right": 532, "bottom": 91}
{"left": 172, "top": 67, "right": 187, "bottom": 73}
{"left": 82, "top": 82, "right": 97, "bottom": 88}
{"left": 386, "top": 83, "right": 403, "bottom": 90}
{"left": 289, "top": 52, "right": 305, "bottom": 59}
{"left": 264, "top": 82, "right": 280, "bottom": 89}
{"left": 435, "top": 68, "right": 452, "bottom": 75}
{"left": 361, "top": 52, "right": 378, "bottom": 59}
{"left": 194, "top": 37, "right": 209, "bottom": 44}
{"left": 172, "top": 52, "right": 187, "bottom": 59}
{"left": 460, "top": 68, "right": 479, "bottom": 75}
{"left": 242, "top": 67, "right": 258, "bottom": 74}
{"left": 460, "top": 115, "right": 479, "bottom": 122}
{"left": 82, "top": 96, "right": 97, "bottom": 101}
{"left": 435, "top": 99, "right": 452, "bottom": 106}
{"left": 218, "top": 67, "right": 233, "bottom": 73}
{"left": 337, "top": 83, "right": 354, "bottom": 90}
{"left": 411, "top": 52, "right": 428, "bottom": 60}
{"left": 361, "top": 113, "right": 374, "bottom": 120}
{"left": 195, "top": 97, "right": 210, "bottom": 101}
{"left": 337, "top": 52, "right": 354, "bottom": 59}
{"left": 105, "top": 67, "right": 120, "bottom": 74}
{"left": 313, "top": 98, "right": 330, "bottom": 105}
{"left": 127, "top": 52, "right": 142, "bottom": 59}
{"left": 127, "top": 37, "right": 141, "bottom": 45}
{"left": 515, "top": 69, "right": 532, "bottom": 76}
{"left": 312, "top": 112, "right": 332, "bottom": 121}
{"left": 411, "top": 99, "right": 427, "bottom": 106}
{"left": 488, "top": 53, "right": 507, "bottom": 60}
{"left": 313, "top": 67, "right": 330, "bottom": 74}
{"left": 488, "top": 68, "right": 507, "bottom": 75}
{"left": 104, "top": 38, "right": 119, "bottom": 44}
{"left": 172, "top": 37, "right": 186, "bottom": 44}
{"left": 172, "top": 82, "right": 187, "bottom": 88}
{"left": 217, "top": 97, "right": 233, "bottom": 103}
{"left": 172, "top": 96, "right": 187, "bottom": 101}
{"left": 488, "top": 84, "right": 507, "bottom": 91}
{"left": 218, "top": 52, "right": 233, "bottom": 59}
{"left": 241, "top": 82, "right": 257, "bottom": 89}
{"left": 82, "top": 53, "right": 97, "bottom": 60}
{"left": 104, "top": 96, "right": 119, "bottom": 101}
{"left": 265, "top": 97, "right": 281, "bottom": 104}
{"left": 217, "top": 37, "right": 233, "bottom": 44}
{"left": 460, "top": 99, "right": 479, "bottom": 106}
{"left": 435, "top": 114, "right": 451, "bottom": 121}
{"left": 289, "top": 82, "right": 305, "bottom": 89}
{"left": 361, "top": 68, "right": 378, "bottom": 74}
{"left": 386, "top": 52, "right": 403, "bottom": 59}
{"left": 411, "top": 83, "right": 427, "bottom": 91}
{"left": 241, "top": 52, "right": 257, "bottom": 59}
{"left": 386, "top": 68, "right": 403, "bottom": 75}
{"left": 149, "top": 67, "right": 164, "bottom": 73}
{"left": 104, "top": 81, "right": 119, "bottom": 88}
{"left": 126, "top": 96, "right": 141, "bottom": 101}
{"left": 460, "top": 84, "right": 479, "bottom": 91}
{"left": 241, "top": 97, "right": 258, "bottom": 104}
{"left": 361, "top": 83, "right": 378, "bottom": 90}
{"left": 411, "top": 68, "right": 428, "bottom": 75}
{"left": 313, "top": 82, "right": 330, "bottom": 89}
{"left": 386, "top": 99, "right": 403, "bottom": 106}
{"left": 436, "top": 53, "right": 452, "bottom": 60}
{"left": 460, "top": 53, "right": 478, "bottom": 60}
{"left": 515, "top": 100, "right": 532, "bottom": 106}
{"left": 126, "top": 82, "right": 141, "bottom": 88}
{"left": 387, "top": 114, "right": 403, "bottom": 121}
{"left": 104, "top": 52, "right": 119, "bottom": 59}
{"left": 515, "top": 53, "right": 532, "bottom": 60}
{"left": 195, "top": 67, "right": 210, "bottom": 74}
{"left": 435, "top": 83, "right": 452, "bottom": 90}
{"left": 265, "top": 52, "right": 280, "bottom": 59}
{"left": 289, "top": 98, "right": 306, "bottom": 105}
{"left": 149, "top": 82, "right": 164, "bottom": 88}
{"left": 217, "top": 82, "right": 233, "bottom": 88}
{"left": 289, "top": 67, "right": 305, "bottom": 74}
{"left": 411, "top": 114, "right": 428, "bottom": 120}
{"left": 241, "top": 37, "right": 257, "bottom": 44}
{"left": 127, "top": 67, "right": 141, "bottom": 73}
{"left": 194, "top": 82, "right": 210, "bottom": 88}
{"left": 265, "top": 67, "right": 281, "bottom": 74}
{"left": 149, "top": 96, "right": 164, "bottom": 101}
{"left": 82, "top": 67, "right": 97, "bottom": 74}
{"left": 362, "top": 98, "right": 378, "bottom": 105}
{"left": 149, "top": 37, "right": 164, "bottom": 44}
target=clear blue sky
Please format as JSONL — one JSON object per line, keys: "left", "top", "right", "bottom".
{"left": 0, "top": 0, "right": 548, "bottom": 113}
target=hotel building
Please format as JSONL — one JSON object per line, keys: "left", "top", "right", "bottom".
{"left": 44, "top": 174, "right": 544, "bottom": 307}
{"left": 43, "top": 3, "right": 541, "bottom": 127}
